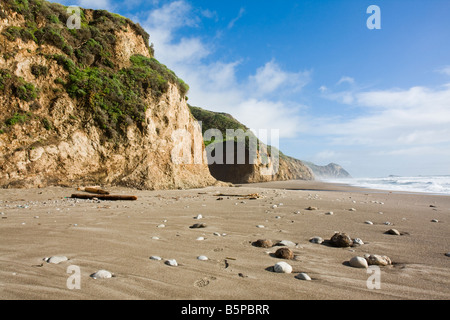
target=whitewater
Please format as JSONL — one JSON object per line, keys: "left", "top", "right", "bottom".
{"left": 323, "top": 175, "right": 450, "bottom": 195}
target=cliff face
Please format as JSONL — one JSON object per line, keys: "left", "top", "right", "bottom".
{"left": 189, "top": 106, "right": 314, "bottom": 183}
{"left": 303, "top": 161, "right": 352, "bottom": 179}
{"left": 0, "top": 1, "right": 216, "bottom": 189}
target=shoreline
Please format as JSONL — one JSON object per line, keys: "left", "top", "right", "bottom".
{"left": 1, "top": 180, "right": 449, "bottom": 300}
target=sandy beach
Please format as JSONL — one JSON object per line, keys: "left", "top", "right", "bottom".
{"left": 0, "top": 180, "right": 449, "bottom": 300}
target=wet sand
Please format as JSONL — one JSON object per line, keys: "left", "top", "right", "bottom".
{"left": 0, "top": 180, "right": 449, "bottom": 300}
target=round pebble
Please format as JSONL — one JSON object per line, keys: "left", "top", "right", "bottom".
{"left": 197, "top": 255, "right": 208, "bottom": 261}
{"left": 325, "top": 211, "right": 334, "bottom": 215}
{"left": 386, "top": 228, "right": 400, "bottom": 236}
{"left": 44, "top": 256, "right": 68, "bottom": 264}
{"left": 349, "top": 256, "right": 368, "bottom": 268}
{"left": 273, "top": 262, "right": 292, "bottom": 274}
{"left": 253, "top": 239, "right": 273, "bottom": 248}
{"left": 90, "top": 270, "right": 113, "bottom": 279}
{"left": 276, "top": 240, "right": 297, "bottom": 248}
{"left": 165, "top": 259, "right": 178, "bottom": 267}
{"left": 274, "top": 247, "right": 294, "bottom": 260}
{"left": 364, "top": 254, "right": 392, "bottom": 266}
{"left": 309, "top": 236, "right": 323, "bottom": 244}
{"left": 157, "top": 224, "right": 165, "bottom": 228}
{"left": 352, "top": 238, "right": 364, "bottom": 246}
{"left": 150, "top": 256, "right": 162, "bottom": 261}
{"left": 196, "top": 237, "right": 205, "bottom": 241}
{"left": 295, "top": 273, "right": 312, "bottom": 281}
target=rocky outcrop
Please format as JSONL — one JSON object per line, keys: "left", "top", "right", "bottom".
{"left": 0, "top": 1, "right": 216, "bottom": 189}
{"left": 302, "top": 162, "right": 351, "bottom": 179}
{"left": 189, "top": 106, "right": 314, "bottom": 183}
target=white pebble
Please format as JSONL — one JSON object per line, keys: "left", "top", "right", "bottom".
{"left": 256, "top": 225, "right": 265, "bottom": 228}
{"left": 273, "top": 262, "right": 292, "bottom": 274}
{"left": 150, "top": 256, "right": 162, "bottom": 261}
{"left": 195, "top": 214, "right": 203, "bottom": 220}
{"left": 325, "top": 211, "right": 334, "bottom": 215}
{"left": 431, "top": 219, "right": 439, "bottom": 223}
{"left": 295, "top": 273, "right": 312, "bottom": 281}
{"left": 277, "top": 240, "right": 297, "bottom": 247}
{"left": 213, "top": 232, "right": 221, "bottom": 236}
{"left": 310, "top": 236, "right": 323, "bottom": 244}
{"left": 157, "top": 224, "right": 165, "bottom": 228}
{"left": 349, "top": 208, "right": 356, "bottom": 212}
{"left": 365, "top": 221, "right": 374, "bottom": 225}
{"left": 353, "top": 238, "right": 364, "bottom": 246}
{"left": 197, "top": 256, "right": 208, "bottom": 261}
{"left": 196, "top": 237, "right": 205, "bottom": 241}
{"left": 152, "top": 236, "right": 160, "bottom": 240}
{"left": 165, "top": 259, "right": 178, "bottom": 267}
{"left": 90, "top": 270, "right": 113, "bottom": 279}
{"left": 44, "top": 256, "right": 68, "bottom": 264}
{"left": 271, "top": 205, "right": 278, "bottom": 209}
{"left": 349, "top": 256, "right": 368, "bottom": 268}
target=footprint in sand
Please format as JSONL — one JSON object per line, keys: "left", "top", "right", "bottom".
{"left": 194, "top": 276, "right": 217, "bottom": 288}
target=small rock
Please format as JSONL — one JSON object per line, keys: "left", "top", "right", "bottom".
{"left": 273, "top": 262, "right": 292, "bottom": 274}
{"left": 213, "top": 232, "right": 221, "bottom": 236}
{"left": 295, "top": 273, "right": 312, "bottom": 281}
{"left": 157, "top": 224, "right": 165, "bottom": 228}
{"left": 253, "top": 239, "right": 273, "bottom": 248}
{"left": 364, "top": 254, "right": 392, "bottom": 266}
{"left": 165, "top": 259, "right": 178, "bottom": 267}
{"left": 445, "top": 252, "right": 450, "bottom": 257}
{"left": 196, "top": 237, "right": 205, "bottom": 241}
{"left": 151, "top": 236, "right": 160, "bottom": 240}
{"left": 274, "top": 247, "right": 294, "bottom": 260}
{"left": 431, "top": 219, "right": 439, "bottom": 223}
{"left": 190, "top": 223, "right": 207, "bottom": 229}
{"left": 386, "top": 228, "right": 401, "bottom": 236}
{"left": 194, "top": 214, "right": 203, "bottom": 220}
{"left": 90, "top": 270, "right": 113, "bottom": 279}
{"left": 150, "top": 256, "right": 162, "bottom": 261}
{"left": 384, "top": 221, "right": 392, "bottom": 225}
{"left": 365, "top": 221, "right": 373, "bottom": 225}
{"left": 329, "top": 232, "right": 353, "bottom": 247}
{"left": 309, "top": 236, "right": 324, "bottom": 244}
{"left": 197, "top": 256, "right": 208, "bottom": 261}
{"left": 271, "top": 205, "right": 278, "bottom": 209}
{"left": 256, "top": 225, "right": 265, "bottom": 228}
{"left": 352, "top": 238, "right": 364, "bottom": 246}
{"left": 325, "top": 211, "right": 334, "bottom": 215}
{"left": 306, "top": 206, "right": 318, "bottom": 211}
{"left": 349, "top": 208, "right": 356, "bottom": 212}
{"left": 349, "top": 256, "right": 368, "bottom": 268}
{"left": 44, "top": 256, "right": 68, "bottom": 264}
{"left": 276, "top": 240, "right": 297, "bottom": 248}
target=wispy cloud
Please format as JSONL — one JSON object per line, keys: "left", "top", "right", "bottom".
{"left": 436, "top": 65, "right": 450, "bottom": 76}
{"left": 227, "top": 7, "right": 245, "bottom": 29}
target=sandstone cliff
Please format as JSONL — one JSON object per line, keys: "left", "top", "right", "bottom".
{"left": 302, "top": 161, "right": 352, "bottom": 179}
{"left": 0, "top": 0, "right": 216, "bottom": 189}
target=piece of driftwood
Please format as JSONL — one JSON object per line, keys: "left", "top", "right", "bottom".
{"left": 71, "top": 194, "right": 137, "bottom": 201}
{"left": 214, "top": 193, "right": 261, "bottom": 200}
{"left": 84, "top": 187, "right": 110, "bottom": 195}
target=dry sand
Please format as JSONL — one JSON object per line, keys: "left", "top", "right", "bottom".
{"left": 0, "top": 180, "right": 449, "bottom": 300}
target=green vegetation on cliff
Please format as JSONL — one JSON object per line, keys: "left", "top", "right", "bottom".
{"left": 1, "top": 0, "right": 189, "bottom": 140}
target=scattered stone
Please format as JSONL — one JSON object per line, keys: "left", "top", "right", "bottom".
{"left": 213, "top": 232, "right": 221, "bottom": 236}
{"left": 273, "top": 262, "right": 293, "bottom": 274}
{"left": 329, "top": 232, "right": 353, "bottom": 247}
{"left": 271, "top": 205, "right": 278, "bottom": 209}
{"left": 150, "top": 256, "right": 162, "bottom": 261}
{"left": 365, "top": 221, "right": 374, "bottom": 225}
{"left": 44, "top": 256, "right": 68, "bottom": 264}
{"left": 194, "top": 214, "right": 203, "bottom": 220}
{"left": 275, "top": 240, "right": 297, "bottom": 248}
{"left": 430, "top": 205, "right": 437, "bottom": 208}
{"left": 157, "top": 224, "right": 165, "bottom": 228}
{"left": 190, "top": 223, "right": 207, "bottom": 229}
{"left": 445, "top": 252, "right": 450, "bottom": 257}
{"left": 364, "top": 254, "right": 392, "bottom": 266}
{"left": 253, "top": 239, "right": 273, "bottom": 248}
{"left": 165, "top": 259, "right": 178, "bottom": 267}
{"left": 197, "top": 256, "right": 208, "bottom": 261}
{"left": 196, "top": 237, "right": 205, "bottom": 241}
{"left": 385, "top": 228, "right": 401, "bottom": 236}
{"left": 306, "top": 206, "right": 318, "bottom": 211}
{"left": 151, "top": 236, "right": 160, "bottom": 240}
{"left": 349, "top": 256, "right": 368, "bottom": 268}
{"left": 352, "top": 238, "right": 364, "bottom": 246}
{"left": 274, "top": 247, "right": 294, "bottom": 260}
{"left": 349, "top": 208, "right": 356, "bottom": 212}
{"left": 384, "top": 221, "right": 392, "bottom": 225}
{"left": 325, "top": 211, "right": 334, "bottom": 215}
{"left": 90, "top": 270, "right": 113, "bottom": 279}
{"left": 309, "top": 236, "right": 324, "bottom": 244}
{"left": 431, "top": 219, "right": 439, "bottom": 223}
{"left": 295, "top": 273, "right": 312, "bottom": 281}
{"left": 256, "top": 225, "right": 265, "bottom": 228}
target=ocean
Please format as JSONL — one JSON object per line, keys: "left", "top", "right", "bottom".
{"left": 323, "top": 175, "right": 450, "bottom": 195}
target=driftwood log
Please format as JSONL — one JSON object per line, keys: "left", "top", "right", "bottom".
{"left": 71, "top": 194, "right": 137, "bottom": 201}
{"left": 83, "top": 187, "right": 110, "bottom": 195}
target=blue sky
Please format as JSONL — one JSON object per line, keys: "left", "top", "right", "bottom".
{"left": 56, "top": 0, "right": 450, "bottom": 177}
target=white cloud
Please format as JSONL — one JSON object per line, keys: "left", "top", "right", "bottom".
{"left": 437, "top": 65, "right": 450, "bottom": 76}
{"left": 228, "top": 7, "right": 245, "bottom": 29}
{"left": 137, "top": 0, "right": 310, "bottom": 139}
{"left": 337, "top": 76, "right": 355, "bottom": 85}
